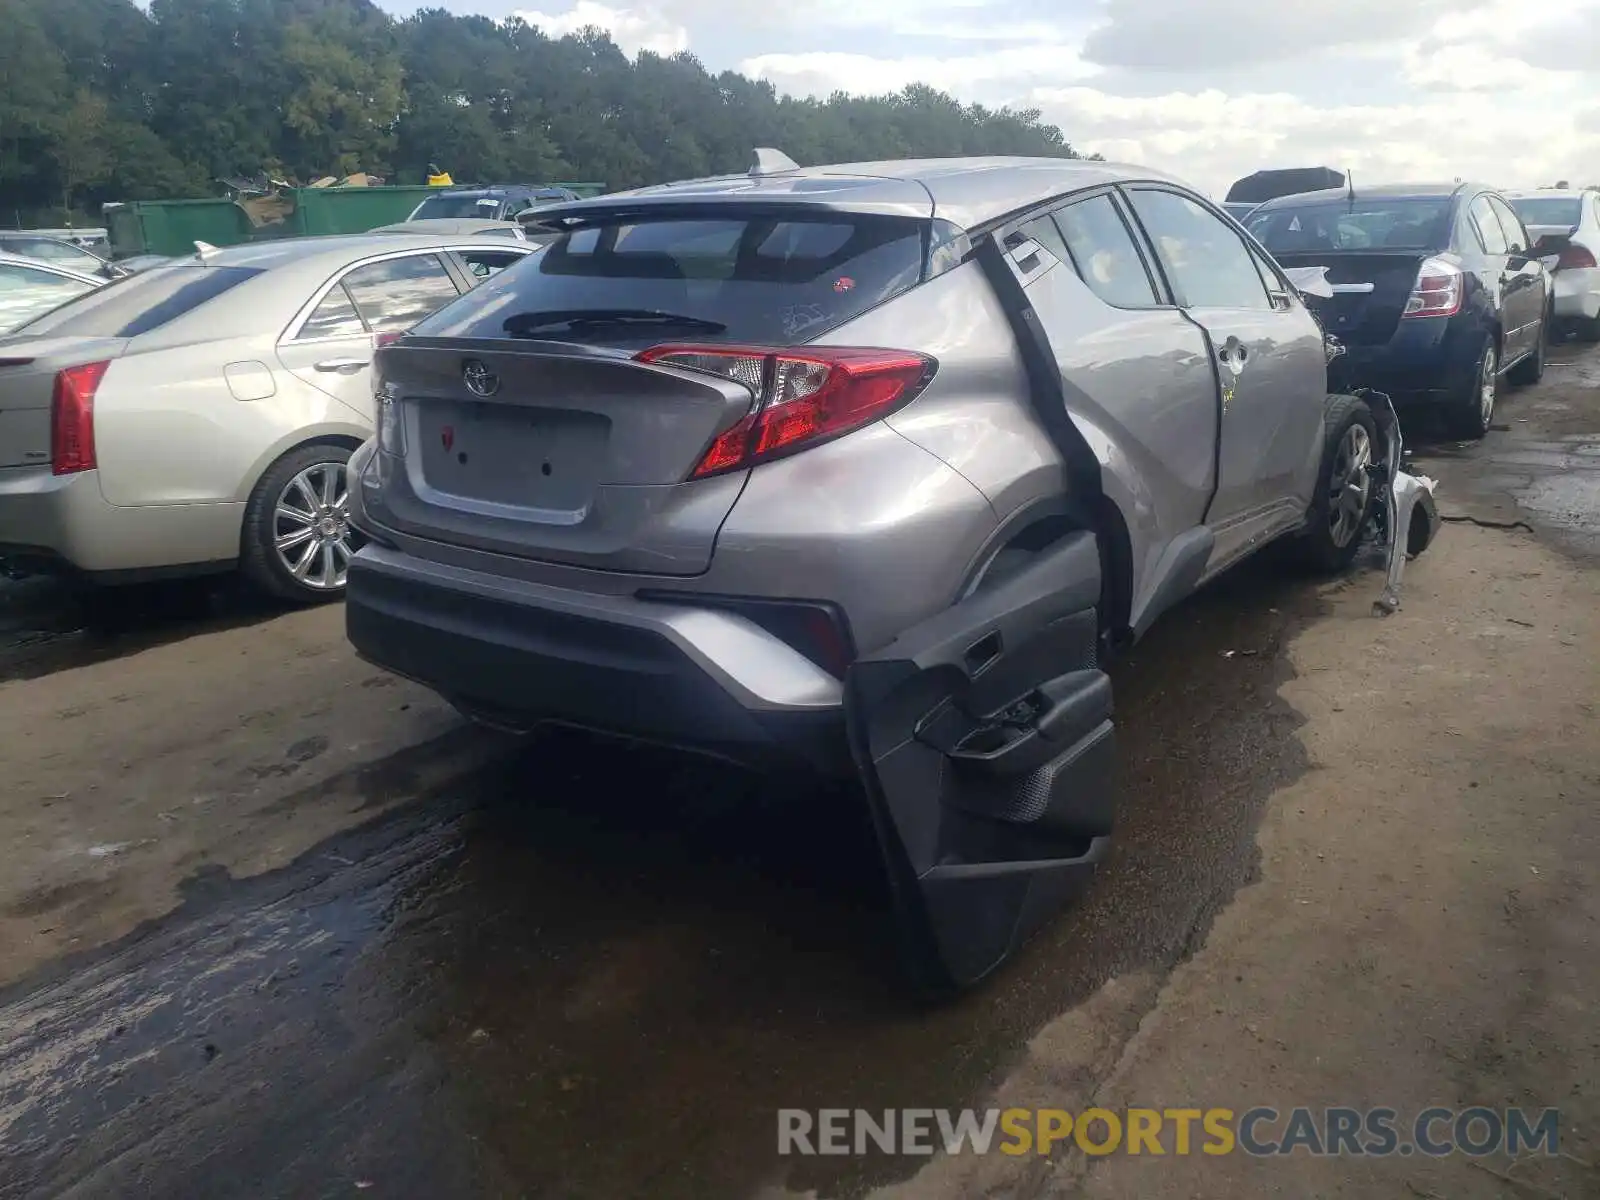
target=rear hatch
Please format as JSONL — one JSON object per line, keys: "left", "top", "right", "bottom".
{"left": 1270, "top": 251, "right": 1429, "bottom": 345}
{"left": 0, "top": 336, "right": 129, "bottom": 468}
{"left": 370, "top": 203, "right": 932, "bottom": 574}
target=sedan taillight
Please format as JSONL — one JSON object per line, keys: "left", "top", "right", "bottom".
{"left": 1559, "top": 244, "right": 1598, "bottom": 270}
{"left": 1402, "top": 257, "right": 1464, "bottom": 319}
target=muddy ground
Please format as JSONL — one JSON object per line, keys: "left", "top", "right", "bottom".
{"left": 0, "top": 344, "right": 1596, "bottom": 1199}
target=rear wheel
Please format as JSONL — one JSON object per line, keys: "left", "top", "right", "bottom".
{"left": 240, "top": 443, "right": 363, "bottom": 604}
{"left": 1444, "top": 338, "right": 1497, "bottom": 440}
{"left": 1576, "top": 314, "right": 1600, "bottom": 343}
{"left": 1295, "top": 394, "right": 1377, "bottom": 575}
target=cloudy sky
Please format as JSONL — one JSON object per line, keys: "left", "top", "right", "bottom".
{"left": 399, "top": 0, "right": 1600, "bottom": 198}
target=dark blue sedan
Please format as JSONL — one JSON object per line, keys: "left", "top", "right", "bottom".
{"left": 1248, "top": 182, "right": 1552, "bottom": 439}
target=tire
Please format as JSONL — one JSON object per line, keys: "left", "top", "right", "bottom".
{"left": 1444, "top": 336, "right": 1497, "bottom": 440}
{"left": 1576, "top": 314, "right": 1600, "bottom": 344}
{"left": 1294, "top": 394, "right": 1378, "bottom": 575}
{"left": 240, "top": 442, "right": 362, "bottom": 604}
{"left": 1508, "top": 314, "right": 1547, "bottom": 386}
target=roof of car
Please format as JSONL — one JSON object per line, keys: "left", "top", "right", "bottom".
{"left": 368, "top": 218, "right": 521, "bottom": 235}
{"left": 165, "top": 232, "right": 517, "bottom": 270}
{"left": 0, "top": 251, "right": 103, "bottom": 283}
{"left": 521, "top": 157, "right": 1190, "bottom": 232}
{"left": 1502, "top": 188, "right": 1589, "bottom": 200}
{"left": 1251, "top": 181, "right": 1482, "bottom": 211}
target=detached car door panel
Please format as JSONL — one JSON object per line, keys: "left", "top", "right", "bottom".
{"left": 846, "top": 530, "right": 1113, "bottom": 991}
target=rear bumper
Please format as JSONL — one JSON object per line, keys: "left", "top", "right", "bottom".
{"left": 345, "top": 544, "right": 854, "bottom": 775}
{"left": 0, "top": 465, "right": 240, "bottom": 580}
{"left": 1329, "top": 314, "right": 1478, "bottom": 401}
{"left": 1553, "top": 268, "right": 1600, "bottom": 320}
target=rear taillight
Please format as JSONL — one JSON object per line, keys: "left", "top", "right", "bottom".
{"left": 374, "top": 330, "right": 403, "bottom": 348}
{"left": 635, "top": 344, "right": 935, "bottom": 479}
{"left": 50, "top": 360, "right": 110, "bottom": 475}
{"left": 1402, "top": 257, "right": 1463, "bottom": 319}
{"left": 1559, "top": 244, "right": 1597, "bottom": 270}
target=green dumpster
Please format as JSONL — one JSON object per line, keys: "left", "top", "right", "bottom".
{"left": 103, "top": 199, "right": 254, "bottom": 260}
{"left": 285, "top": 185, "right": 443, "bottom": 235}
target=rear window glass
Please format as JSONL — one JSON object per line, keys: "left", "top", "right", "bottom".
{"left": 412, "top": 194, "right": 505, "bottom": 220}
{"left": 15, "top": 265, "right": 261, "bottom": 337}
{"left": 411, "top": 213, "right": 926, "bottom": 347}
{"left": 1509, "top": 197, "right": 1583, "bottom": 228}
{"left": 1247, "top": 199, "right": 1453, "bottom": 252}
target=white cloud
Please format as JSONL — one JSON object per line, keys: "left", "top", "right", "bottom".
{"left": 1030, "top": 84, "right": 1600, "bottom": 197}
{"left": 514, "top": 1, "right": 689, "bottom": 56}
{"left": 742, "top": 45, "right": 1100, "bottom": 100}
{"left": 513, "top": 0, "right": 1600, "bottom": 196}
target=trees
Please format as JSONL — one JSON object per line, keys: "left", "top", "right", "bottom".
{"left": 0, "top": 0, "right": 1085, "bottom": 225}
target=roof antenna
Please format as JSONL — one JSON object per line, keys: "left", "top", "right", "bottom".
{"left": 749, "top": 148, "right": 800, "bottom": 178}
{"left": 1346, "top": 168, "right": 1355, "bottom": 211}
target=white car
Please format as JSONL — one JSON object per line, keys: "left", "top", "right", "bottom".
{"left": 0, "top": 253, "right": 105, "bottom": 335}
{"left": 1506, "top": 189, "right": 1600, "bottom": 340}
{"left": 0, "top": 234, "right": 534, "bottom": 599}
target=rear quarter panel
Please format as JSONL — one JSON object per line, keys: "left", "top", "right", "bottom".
{"left": 94, "top": 334, "right": 369, "bottom": 508}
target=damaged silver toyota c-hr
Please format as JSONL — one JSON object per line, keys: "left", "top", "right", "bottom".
{"left": 342, "top": 152, "right": 1440, "bottom": 994}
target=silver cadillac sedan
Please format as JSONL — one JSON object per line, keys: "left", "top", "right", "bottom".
{"left": 0, "top": 233, "right": 535, "bottom": 599}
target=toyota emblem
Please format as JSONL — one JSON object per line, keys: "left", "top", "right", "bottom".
{"left": 462, "top": 359, "right": 499, "bottom": 397}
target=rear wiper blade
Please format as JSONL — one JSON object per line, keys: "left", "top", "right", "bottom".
{"left": 503, "top": 309, "right": 727, "bottom": 336}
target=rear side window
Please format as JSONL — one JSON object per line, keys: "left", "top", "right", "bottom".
{"left": 456, "top": 248, "right": 528, "bottom": 284}
{"left": 11, "top": 265, "right": 261, "bottom": 337}
{"left": 1469, "top": 197, "right": 1508, "bottom": 254}
{"left": 1052, "top": 194, "right": 1160, "bottom": 308}
{"left": 411, "top": 213, "right": 926, "bottom": 347}
{"left": 1489, "top": 197, "right": 1528, "bottom": 254}
{"left": 340, "top": 254, "right": 460, "bottom": 334}
{"left": 297, "top": 285, "right": 366, "bottom": 340}
{"left": 1012, "top": 214, "right": 1072, "bottom": 269}
{"left": 1128, "top": 189, "right": 1269, "bottom": 310}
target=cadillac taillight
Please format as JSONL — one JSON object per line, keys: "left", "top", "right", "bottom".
{"left": 635, "top": 344, "right": 936, "bottom": 479}
{"left": 50, "top": 360, "right": 110, "bottom": 475}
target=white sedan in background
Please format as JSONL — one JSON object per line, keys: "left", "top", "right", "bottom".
{"left": 0, "top": 254, "right": 105, "bottom": 335}
{"left": 0, "top": 233, "right": 533, "bottom": 599}
{"left": 1506, "top": 189, "right": 1600, "bottom": 341}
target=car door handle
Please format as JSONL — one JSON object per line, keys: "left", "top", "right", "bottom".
{"left": 313, "top": 357, "right": 370, "bottom": 374}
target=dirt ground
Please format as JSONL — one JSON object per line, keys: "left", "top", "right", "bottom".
{"left": 854, "top": 520, "right": 1600, "bottom": 1200}
{"left": 0, "top": 604, "right": 508, "bottom": 987}
{"left": 0, "top": 343, "right": 1597, "bottom": 1198}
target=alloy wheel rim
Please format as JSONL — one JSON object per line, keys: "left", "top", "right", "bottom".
{"left": 1328, "top": 424, "right": 1373, "bottom": 549}
{"left": 272, "top": 461, "right": 357, "bottom": 591}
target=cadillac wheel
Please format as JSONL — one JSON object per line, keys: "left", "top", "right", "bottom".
{"left": 241, "top": 443, "right": 364, "bottom": 603}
